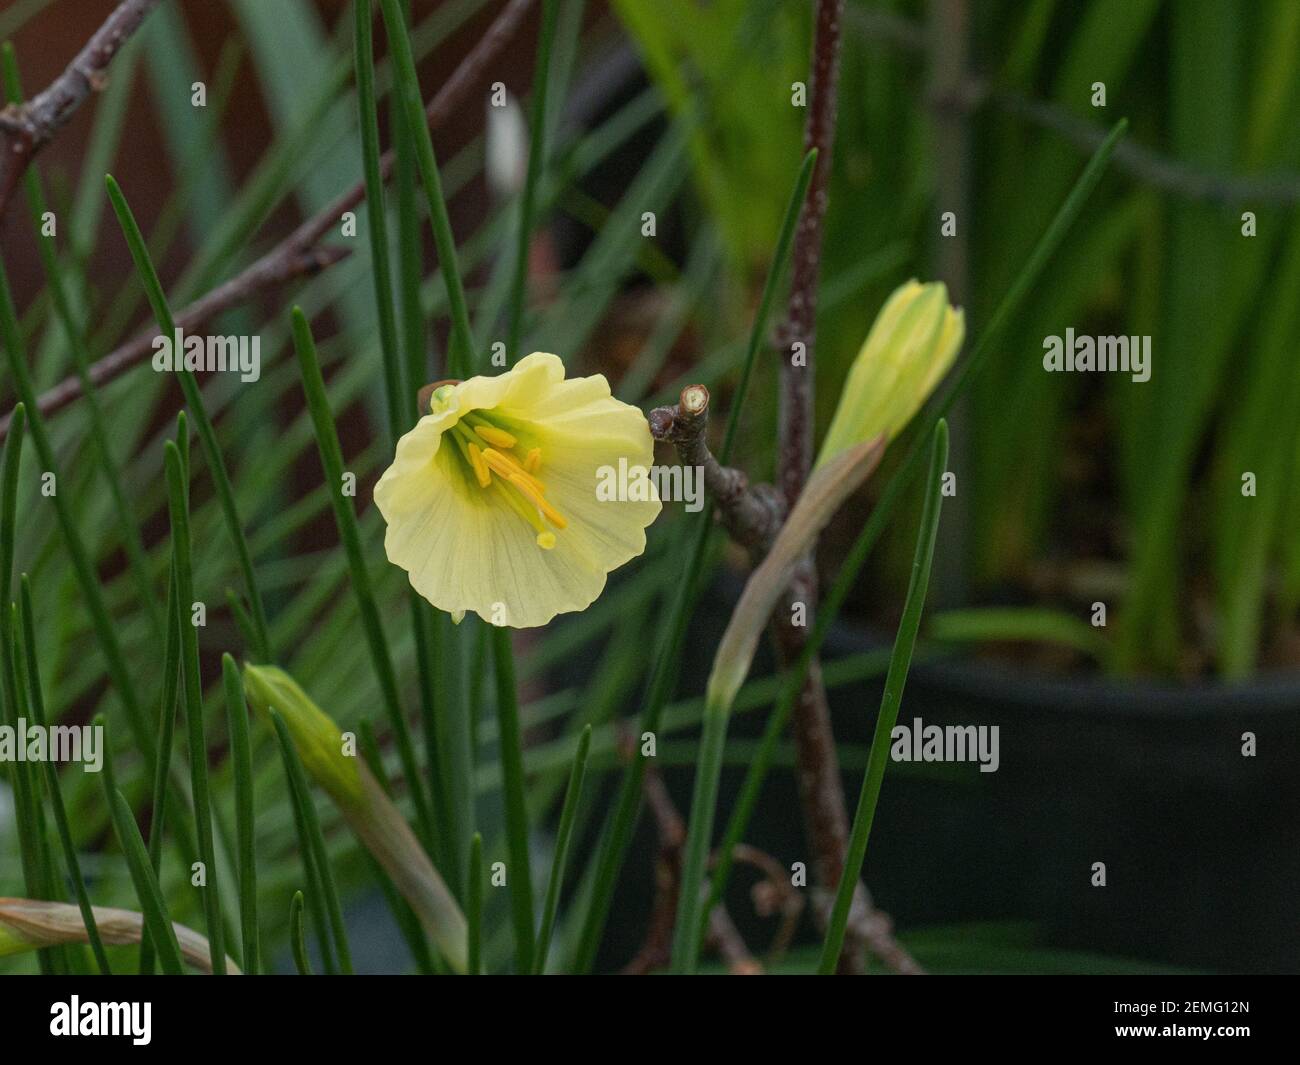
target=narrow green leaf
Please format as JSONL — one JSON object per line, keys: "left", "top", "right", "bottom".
{"left": 105, "top": 174, "right": 271, "bottom": 662}
{"left": 290, "top": 306, "right": 436, "bottom": 853}
{"left": 819, "top": 420, "right": 948, "bottom": 974}
{"left": 534, "top": 724, "right": 589, "bottom": 974}
{"left": 0, "top": 404, "right": 55, "bottom": 974}
{"left": 378, "top": 0, "right": 476, "bottom": 375}
{"left": 222, "top": 654, "right": 259, "bottom": 975}
{"left": 354, "top": 0, "right": 406, "bottom": 445}
{"left": 505, "top": 0, "right": 560, "bottom": 366}
{"left": 467, "top": 833, "right": 483, "bottom": 976}
{"left": 927, "top": 606, "right": 1111, "bottom": 662}
{"left": 18, "top": 576, "right": 111, "bottom": 975}
{"left": 270, "top": 709, "right": 354, "bottom": 974}
{"left": 491, "top": 625, "right": 534, "bottom": 972}
{"left": 163, "top": 441, "right": 226, "bottom": 974}
{"left": 285, "top": 772, "right": 337, "bottom": 976}
{"left": 289, "top": 891, "right": 313, "bottom": 975}
{"left": 139, "top": 414, "right": 188, "bottom": 977}
{"left": 138, "top": 557, "right": 181, "bottom": 976}
{"left": 104, "top": 786, "right": 184, "bottom": 977}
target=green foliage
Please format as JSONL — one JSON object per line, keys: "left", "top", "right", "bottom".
{"left": 0, "top": 0, "right": 1281, "bottom": 980}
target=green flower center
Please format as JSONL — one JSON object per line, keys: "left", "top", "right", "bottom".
{"left": 446, "top": 409, "right": 567, "bottom": 550}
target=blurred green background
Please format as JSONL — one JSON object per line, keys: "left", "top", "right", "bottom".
{"left": 1, "top": 0, "right": 1297, "bottom": 975}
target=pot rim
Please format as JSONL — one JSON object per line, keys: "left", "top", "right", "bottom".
{"left": 827, "top": 616, "right": 1300, "bottom": 718}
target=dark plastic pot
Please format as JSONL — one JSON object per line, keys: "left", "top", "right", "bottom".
{"left": 839, "top": 633, "right": 1299, "bottom": 974}
{"left": 654, "top": 575, "right": 1300, "bottom": 973}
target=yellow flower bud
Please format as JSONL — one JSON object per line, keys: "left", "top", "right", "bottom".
{"left": 241, "top": 664, "right": 363, "bottom": 811}
{"left": 816, "top": 280, "right": 963, "bottom": 468}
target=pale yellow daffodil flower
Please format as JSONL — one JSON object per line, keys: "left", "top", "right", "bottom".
{"left": 375, "top": 352, "right": 661, "bottom": 628}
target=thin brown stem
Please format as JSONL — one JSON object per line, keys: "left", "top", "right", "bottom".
{"left": 623, "top": 767, "right": 760, "bottom": 976}
{"left": 649, "top": 384, "right": 784, "bottom": 556}
{"left": 0, "top": 0, "right": 535, "bottom": 440}
{"left": 0, "top": 0, "right": 162, "bottom": 216}
{"left": 770, "top": 0, "right": 886, "bottom": 976}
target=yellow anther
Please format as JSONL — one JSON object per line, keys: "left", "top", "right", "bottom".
{"left": 507, "top": 473, "right": 568, "bottom": 529}
{"left": 473, "top": 424, "right": 517, "bottom": 449}
{"left": 467, "top": 442, "right": 491, "bottom": 487}
{"left": 482, "top": 447, "right": 546, "bottom": 494}
{"left": 456, "top": 419, "right": 564, "bottom": 548}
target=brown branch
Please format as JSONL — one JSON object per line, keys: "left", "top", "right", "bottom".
{"left": 724, "top": 843, "right": 804, "bottom": 961}
{"left": 649, "top": 384, "right": 784, "bottom": 555}
{"left": 0, "top": 0, "right": 162, "bottom": 217}
{"left": 776, "top": 0, "right": 842, "bottom": 509}
{"left": 766, "top": 0, "right": 892, "bottom": 977}
{"left": 623, "top": 768, "right": 760, "bottom": 976}
{"left": 0, "top": 0, "right": 535, "bottom": 440}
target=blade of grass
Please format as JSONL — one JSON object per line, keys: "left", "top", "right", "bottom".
{"left": 357, "top": 0, "right": 449, "bottom": 875}
{"left": 505, "top": 0, "right": 559, "bottom": 366}
{"left": 18, "top": 575, "right": 111, "bottom": 975}
{"left": 390, "top": 12, "right": 457, "bottom": 884}
{"left": 104, "top": 785, "right": 184, "bottom": 976}
{"left": 491, "top": 625, "right": 534, "bottom": 972}
{"left": 290, "top": 306, "right": 436, "bottom": 853}
{"left": 355, "top": 0, "right": 405, "bottom": 446}
{"left": 467, "top": 832, "right": 482, "bottom": 975}
{"left": 533, "top": 723, "right": 589, "bottom": 974}
{"left": 270, "top": 708, "right": 353, "bottom": 974}
{"left": 0, "top": 265, "right": 150, "bottom": 762}
{"left": 163, "top": 441, "right": 226, "bottom": 974}
{"left": 378, "top": 0, "right": 475, "bottom": 375}
{"left": 289, "top": 891, "right": 312, "bottom": 975}
{"left": 703, "top": 120, "right": 1129, "bottom": 933}
{"left": 0, "top": 405, "right": 63, "bottom": 975}
{"left": 106, "top": 174, "right": 271, "bottom": 662}
{"left": 1, "top": 46, "right": 164, "bottom": 647}
{"left": 138, "top": 556, "right": 181, "bottom": 976}
{"left": 0, "top": 406, "right": 43, "bottom": 929}
{"left": 572, "top": 147, "right": 817, "bottom": 971}
{"left": 818, "top": 420, "right": 948, "bottom": 973}
{"left": 222, "top": 654, "right": 259, "bottom": 975}
{"left": 284, "top": 764, "right": 337, "bottom": 975}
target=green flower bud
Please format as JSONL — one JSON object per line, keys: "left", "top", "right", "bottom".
{"left": 816, "top": 280, "right": 963, "bottom": 468}
{"left": 241, "top": 662, "right": 468, "bottom": 972}
{"left": 241, "top": 664, "right": 363, "bottom": 811}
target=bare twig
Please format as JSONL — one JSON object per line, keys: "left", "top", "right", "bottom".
{"left": 776, "top": 0, "right": 842, "bottom": 507}
{"left": 768, "top": 0, "right": 891, "bottom": 977}
{"left": 0, "top": 0, "right": 535, "bottom": 439}
{"left": 0, "top": 0, "right": 162, "bottom": 216}
{"left": 623, "top": 768, "right": 760, "bottom": 976}
{"left": 724, "top": 843, "right": 804, "bottom": 960}
{"left": 649, "top": 384, "right": 784, "bottom": 555}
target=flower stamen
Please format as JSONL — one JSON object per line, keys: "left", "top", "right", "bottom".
{"left": 448, "top": 411, "right": 567, "bottom": 545}
{"left": 463, "top": 412, "right": 518, "bottom": 450}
